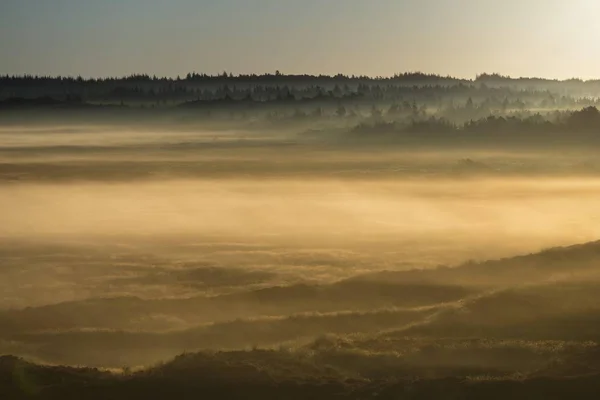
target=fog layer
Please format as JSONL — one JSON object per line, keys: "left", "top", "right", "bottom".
{"left": 2, "top": 124, "right": 600, "bottom": 379}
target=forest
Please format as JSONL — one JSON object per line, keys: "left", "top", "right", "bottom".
{"left": 4, "top": 72, "right": 600, "bottom": 146}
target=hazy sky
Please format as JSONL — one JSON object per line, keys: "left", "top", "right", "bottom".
{"left": 1, "top": 0, "right": 599, "bottom": 79}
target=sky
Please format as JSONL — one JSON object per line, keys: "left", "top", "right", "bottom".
{"left": 1, "top": 0, "right": 600, "bottom": 79}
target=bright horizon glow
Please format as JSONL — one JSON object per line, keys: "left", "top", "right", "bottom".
{"left": 1, "top": 0, "right": 600, "bottom": 80}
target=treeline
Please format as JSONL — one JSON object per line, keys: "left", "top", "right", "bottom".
{"left": 0, "top": 71, "right": 468, "bottom": 86}
{"left": 3, "top": 89, "right": 600, "bottom": 120}
{"left": 4, "top": 71, "right": 600, "bottom": 85}
{"left": 2, "top": 71, "right": 600, "bottom": 107}
{"left": 352, "top": 106, "right": 600, "bottom": 136}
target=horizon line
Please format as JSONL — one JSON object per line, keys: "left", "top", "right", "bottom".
{"left": 2, "top": 71, "right": 600, "bottom": 83}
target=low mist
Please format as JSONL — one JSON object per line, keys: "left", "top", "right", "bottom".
{"left": 3, "top": 177, "right": 600, "bottom": 244}
{"left": 3, "top": 123, "right": 600, "bottom": 397}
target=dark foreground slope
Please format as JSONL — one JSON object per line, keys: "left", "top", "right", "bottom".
{"left": 3, "top": 346, "right": 600, "bottom": 400}
{"left": 3, "top": 241, "right": 600, "bottom": 398}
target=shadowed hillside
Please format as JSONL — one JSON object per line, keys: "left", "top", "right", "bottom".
{"left": 4, "top": 343, "right": 600, "bottom": 399}
{"left": 2, "top": 241, "right": 600, "bottom": 372}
